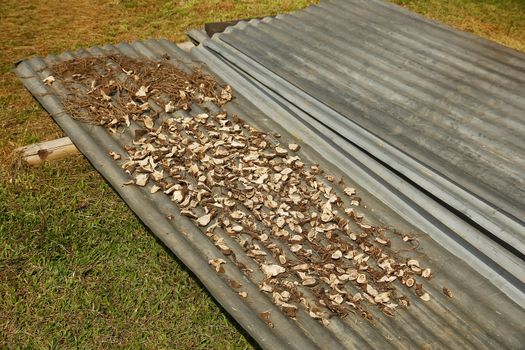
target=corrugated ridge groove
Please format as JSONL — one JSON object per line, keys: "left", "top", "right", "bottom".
{"left": 308, "top": 2, "right": 525, "bottom": 93}
{"left": 224, "top": 3, "right": 525, "bottom": 113}
{"left": 284, "top": 6, "right": 525, "bottom": 135}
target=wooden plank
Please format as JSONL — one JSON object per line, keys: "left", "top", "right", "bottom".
{"left": 15, "top": 137, "right": 79, "bottom": 165}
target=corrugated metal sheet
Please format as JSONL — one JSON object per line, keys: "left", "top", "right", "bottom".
{"left": 15, "top": 38, "right": 525, "bottom": 349}
{"left": 205, "top": 0, "right": 525, "bottom": 267}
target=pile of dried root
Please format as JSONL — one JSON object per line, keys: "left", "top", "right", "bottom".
{"left": 51, "top": 54, "right": 232, "bottom": 128}
{"left": 48, "top": 54, "right": 448, "bottom": 326}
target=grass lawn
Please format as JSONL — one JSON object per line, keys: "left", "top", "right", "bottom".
{"left": 1, "top": 0, "right": 524, "bottom": 348}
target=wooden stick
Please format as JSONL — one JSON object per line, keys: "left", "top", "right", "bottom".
{"left": 16, "top": 137, "right": 79, "bottom": 166}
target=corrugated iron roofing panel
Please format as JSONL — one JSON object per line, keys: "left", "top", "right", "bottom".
{"left": 210, "top": 0, "right": 525, "bottom": 261}
{"left": 15, "top": 38, "right": 525, "bottom": 349}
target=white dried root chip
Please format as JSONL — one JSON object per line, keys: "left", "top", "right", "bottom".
{"left": 165, "top": 101, "right": 176, "bottom": 113}
{"left": 356, "top": 274, "right": 367, "bottom": 284}
{"left": 220, "top": 85, "right": 232, "bottom": 101}
{"left": 208, "top": 258, "right": 226, "bottom": 272}
{"left": 321, "top": 211, "right": 334, "bottom": 223}
{"left": 407, "top": 259, "right": 420, "bottom": 267}
{"left": 375, "top": 237, "right": 389, "bottom": 245}
{"left": 172, "top": 191, "right": 184, "bottom": 203}
{"left": 230, "top": 211, "right": 245, "bottom": 220}
{"left": 343, "top": 187, "right": 356, "bottom": 196}
{"left": 254, "top": 173, "right": 268, "bottom": 185}
{"left": 122, "top": 114, "right": 130, "bottom": 127}
{"left": 260, "top": 283, "right": 273, "bottom": 293}
{"left": 261, "top": 264, "right": 286, "bottom": 278}
{"left": 276, "top": 217, "right": 286, "bottom": 228}
{"left": 238, "top": 291, "right": 248, "bottom": 298}
{"left": 150, "top": 185, "right": 160, "bottom": 194}
{"left": 290, "top": 244, "right": 302, "bottom": 252}
{"left": 366, "top": 284, "right": 378, "bottom": 297}
{"left": 374, "top": 292, "right": 390, "bottom": 304}
{"left": 329, "top": 294, "right": 344, "bottom": 305}
{"left": 302, "top": 277, "right": 317, "bottom": 286}
{"left": 352, "top": 293, "right": 363, "bottom": 302}
{"left": 135, "top": 174, "right": 148, "bottom": 186}
{"left": 309, "top": 310, "right": 322, "bottom": 319}
{"left": 422, "top": 268, "right": 432, "bottom": 278}
{"left": 378, "top": 275, "right": 397, "bottom": 283}
{"left": 135, "top": 85, "right": 149, "bottom": 97}
{"left": 197, "top": 214, "right": 212, "bottom": 226}
{"left": 289, "top": 235, "right": 303, "bottom": 243}
{"left": 143, "top": 116, "right": 154, "bottom": 129}
{"left": 275, "top": 147, "right": 288, "bottom": 156}
{"left": 420, "top": 293, "right": 431, "bottom": 302}
{"left": 331, "top": 250, "right": 343, "bottom": 260}
{"left": 292, "top": 264, "right": 308, "bottom": 271}
{"left": 231, "top": 140, "right": 245, "bottom": 148}
{"left": 109, "top": 151, "right": 121, "bottom": 160}
{"left": 43, "top": 76, "right": 55, "bottom": 85}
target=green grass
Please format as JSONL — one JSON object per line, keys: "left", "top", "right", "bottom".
{"left": 0, "top": 158, "right": 254, "bottom": 348}
{"left": 1, "top": 0, "right": 524, "bottom": 348}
